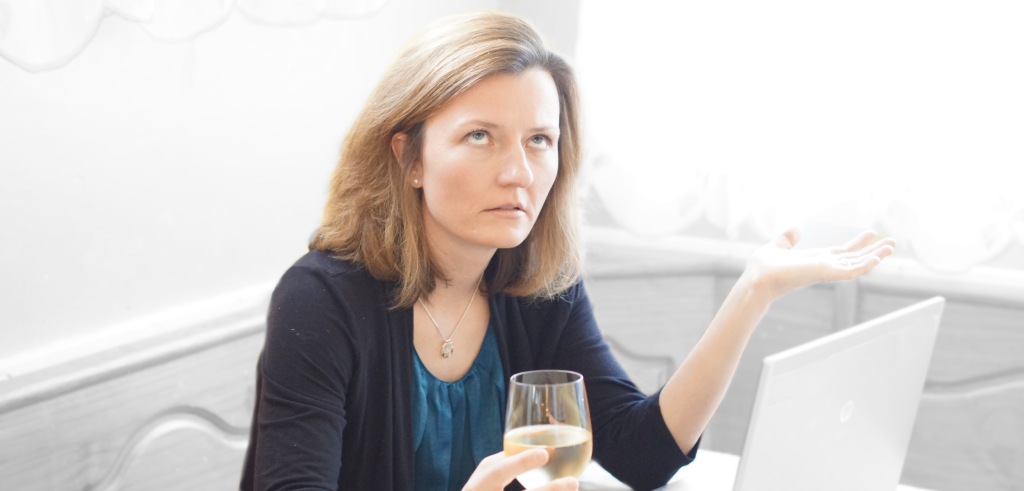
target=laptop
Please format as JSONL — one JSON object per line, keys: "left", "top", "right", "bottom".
{"left": 577, "top": 296, "right": 944, "bottom": 490}
{"left": 732, "top": 296, "right": 945, "bottom": 491}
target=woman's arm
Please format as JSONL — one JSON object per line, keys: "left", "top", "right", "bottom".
{"left": 537, "top": 282, "right": 694, "bottom": 490}
{"left": 244, "top": 265, "right": 354, "bottom": 491}
{"left": 659, "top": 227, "right": 896, "bottom": 454}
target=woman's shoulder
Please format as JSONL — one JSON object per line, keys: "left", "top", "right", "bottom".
{"left": 264, "top": 250, "right": 396, "bottom": 357}
{"left": 272, "top": 249, "right": 392, "bottom": 316}
{"left": 291, "top": 248, "right": 368, "bottom": 277}
{"left": 506, "top": 279, "right": 592, "bottom": 331}
{"left": 512, "top": 279, "right": 588, "bottom": 311}
{"left": 261, "top": 251, "right": 380, "bottom": 398}
{"left": 284, "top": 248, "right": 386, "bottom": 288}
{"left": 498, "top": 280, "right": 598, "bottom": 369}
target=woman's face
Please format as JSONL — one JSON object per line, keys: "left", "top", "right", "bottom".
{"left": 411, "top": 68, "right": 561, "bottom": 253}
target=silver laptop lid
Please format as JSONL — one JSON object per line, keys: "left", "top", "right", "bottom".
{"left": 733, "top": 296, "right": 945, "bottom": 491}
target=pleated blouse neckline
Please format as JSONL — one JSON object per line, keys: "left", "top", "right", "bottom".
{"left": 411, "top": 323, "right": 506, "bottom": 491}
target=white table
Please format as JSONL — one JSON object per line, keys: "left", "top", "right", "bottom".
{"left": 578, "top": 450, "right": 935, "bottom": 491}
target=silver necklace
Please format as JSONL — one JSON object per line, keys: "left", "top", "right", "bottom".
{"left": 418, "top": 283, "right": 479, "bottom": 359}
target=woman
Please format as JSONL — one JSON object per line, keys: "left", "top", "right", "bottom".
{"left": 240, "top": 10, "right": 895, "bottom": 491}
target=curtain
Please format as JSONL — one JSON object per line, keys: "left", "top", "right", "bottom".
{"left": 576, "top": 1, "right": 1024, "bottom": 274}
{"left": 0, "top": 0, "right": 389, "bottom": 71}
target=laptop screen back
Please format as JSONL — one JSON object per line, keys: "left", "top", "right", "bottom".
{"left": 733, "top": 297, "right": 944, "bottom": 491}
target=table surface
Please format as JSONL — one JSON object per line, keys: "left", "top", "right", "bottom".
{"left": 577, "top": 450, "right": 936, "bottom": 491}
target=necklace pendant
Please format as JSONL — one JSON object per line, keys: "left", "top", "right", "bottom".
{"left": 441, "top": 339, "right": 454, "bottom": 358}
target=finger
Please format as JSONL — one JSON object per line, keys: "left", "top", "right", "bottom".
{"left": 492, "top": 449, "right": 549, "bottom": 484}
{"left": 475, "top": 451, "right": 506, "bottom": 470}
{"left": 829, "top": 230, "right": 878, "bottom": 254}
{"left": 835, "top": 245, "right": 893, "bottom": 280}
{"left": 868, "top": 243, "right": 896, "bottom": 261}
{"left": 838, "top": 238, "right": 897, "bottom": 261}
{"left": 535, "top": 477, "right": 579, "bottom": 491}
{"left": 847, "top": 243, "right": 895, "bottom": 265}
{"left": 772, "top": 226, "right": 802, "bottom": 250}
{"left": 850, "top": 255, "right": 884, "bottom": 277}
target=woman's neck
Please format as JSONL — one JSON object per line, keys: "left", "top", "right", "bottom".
{"left": 422, "top": 223, "right": 495, "bottom": 307}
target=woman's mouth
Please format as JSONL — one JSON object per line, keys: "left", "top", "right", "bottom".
{"left": 487, "top": 204, "right": 526, "bottom": 218}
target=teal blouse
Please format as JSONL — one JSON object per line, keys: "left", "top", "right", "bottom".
{"left": 412, "top": 324, "right": 506, "bottom": 491}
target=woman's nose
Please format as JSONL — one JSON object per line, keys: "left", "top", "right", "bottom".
{"left": 497, "top": 142, "right": 534, "bottom": 188}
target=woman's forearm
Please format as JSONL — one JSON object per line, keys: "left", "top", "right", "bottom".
{"left": 658, "top": 227, "right": 895, "bottom": 454}
{"left": 658, "top": 272, "right": 775, "bottom": 454}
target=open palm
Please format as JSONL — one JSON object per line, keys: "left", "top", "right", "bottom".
{"left": 746, "top": 227, "right": 897, "bottom": 300}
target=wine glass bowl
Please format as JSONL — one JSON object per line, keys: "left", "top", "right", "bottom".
{"left": 503, "top": 370, "right": 592, "bottom": 487}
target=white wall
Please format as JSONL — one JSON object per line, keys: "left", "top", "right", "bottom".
{"left": 0, "top": 0, "right": 578, "bottom": 375}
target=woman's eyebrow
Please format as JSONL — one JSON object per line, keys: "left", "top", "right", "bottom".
{"left": 458, "top": 119, "right": 500, "bottom": 129}
{"left": 457, "top": 119, "right": 558, "bottom": 134}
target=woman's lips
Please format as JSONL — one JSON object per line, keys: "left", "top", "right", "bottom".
{"left": 486, "top": 208, "right": 526, "bottom": 218}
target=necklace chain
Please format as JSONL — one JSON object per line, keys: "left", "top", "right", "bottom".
{"left": 418, "top": 278, "right": 481, "bottom": 359}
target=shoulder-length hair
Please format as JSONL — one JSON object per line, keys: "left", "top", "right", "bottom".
{"left": 312, "top": 10, "right": 583, "bottom": 308}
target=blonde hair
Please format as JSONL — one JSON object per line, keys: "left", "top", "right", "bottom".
{"left": 312, "top": 10, "right": 583, "bottom": 308}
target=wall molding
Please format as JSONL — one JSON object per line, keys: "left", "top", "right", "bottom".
{"left": 0, "top": 283, "right": 273, "bottom": 415}
{"left": 584, "top": 226, "right": 1024, "bottom": 308}
{"left": 0, "top": 282, "right": 276, "bottom": 378}
{"left": 922, "top": 368, "right": 1024, "bottom": 401}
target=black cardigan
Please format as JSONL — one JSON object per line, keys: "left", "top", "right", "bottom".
{"left": 240, "top": 250, "right": 697, "bottom": 491}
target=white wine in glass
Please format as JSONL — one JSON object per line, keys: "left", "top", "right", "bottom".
{"left": 503, "top": 370, "right": 592, "bottom": 488}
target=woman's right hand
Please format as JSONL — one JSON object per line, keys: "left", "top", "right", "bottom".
{"left": 462, "top": 449, "right": 578, "bottom": 491}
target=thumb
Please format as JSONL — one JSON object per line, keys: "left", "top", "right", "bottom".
{"left": 772, "top": 226, "right": 802, "bottom": 249}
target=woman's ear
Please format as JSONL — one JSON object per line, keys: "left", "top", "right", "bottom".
{"left": 391, "top": 132, "right": 407, "bottom": 162}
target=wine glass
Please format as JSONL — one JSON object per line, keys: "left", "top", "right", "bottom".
{"left": 503, "top": 370, "right": 593, "bottom": 487}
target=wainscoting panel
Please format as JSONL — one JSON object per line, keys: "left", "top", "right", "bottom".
{"left": 585, "top": 275, "right": 715, "bottom": 364}
{"left": 905, "top": 379, "right": 1024, "bottom": 491}
{"left": 0, "top": 328, "right": 263, "bottom": 491}
{"left": 859, "top": 290, "right": 1024, "bottom": 491}
{"left": 113, "top": 408, "right": 250, "bottom": 491}
{"left": 585, "top": 273, "right": 714, "bottom": 395}
{"left": 706, "top": 278, "right": 838, "bottom": 454}
{"left": 860, "top": 291, "right": 1024, "bottom": 382}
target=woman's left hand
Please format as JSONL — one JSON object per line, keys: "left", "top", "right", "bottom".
{"left": 744, "top": 227, "right": 897, "bottom": 300}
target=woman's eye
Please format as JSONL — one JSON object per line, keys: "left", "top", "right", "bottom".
{"left": 528, "top": 135, "right": 549, "bottom": 148}
{"left": 468, "top": 131, "right": 488, "bottom": 145}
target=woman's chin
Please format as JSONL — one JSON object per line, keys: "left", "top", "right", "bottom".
{"left": 469, "top": 229, "right": 531, "bottom": 250}
{"left": 488, "top": 237, "right": 529, "bottom": 251}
